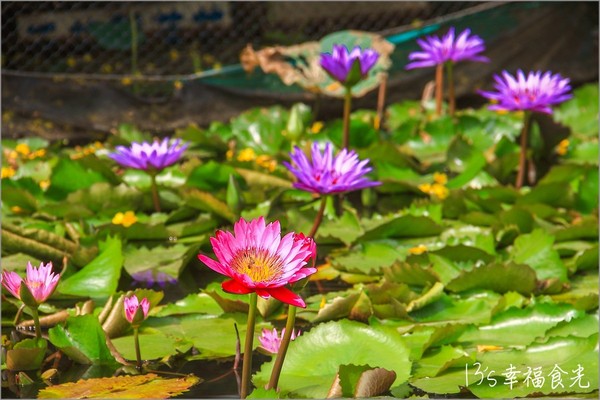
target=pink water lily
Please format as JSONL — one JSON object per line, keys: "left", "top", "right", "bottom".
{"left": 198, "top": 217, "right": 317, "bottom": 308}
{"left": 259, "top": 327, "right": 301, "bottom": 354}
{"left": 124, "top": 295, "right": 150, "bottom": 324}
{"left": 1, "top": 262, "right": 60, "bottom": 305}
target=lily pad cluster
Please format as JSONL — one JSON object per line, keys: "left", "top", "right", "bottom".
{"left": 1, "top": 82, "right": 598, "bottom": 398}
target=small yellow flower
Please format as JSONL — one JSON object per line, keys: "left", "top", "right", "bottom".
{"left": 112, "top": 211, "right": 138, "bottom": 228}
{"left": 418, "top": 183, "right": 432, "bottom": 194}
{"left": 433, "top": 172, "right": 448, "bottom": 185}
{"left": 256, "top": 155, "right": 277, "bottom": 172}
{"left": 94, "top": 141, "right": 104, "bottom": 149}
{"left": 408, "top": 244, "right": 428, "bottom": 255}
{"left": 7, "top": 150, "right": 18, "bottom": 161}
{"left": 28, "top": 149, "right": 46, "bottom": 160}
{"left": 173, "top": 80, "right": 183, "bottom": 90}
{"left": 226, "top": 149, "right": 234, "bottom": 160}
{"left": 169, "top": 49, "right": 180, "bottom": 61}
{"left": 237, "top": 148, "right": 256, "bottom": 162}
{"left": 319, "top": 296, "right": 327, "bottom": 309}
{"left": 66, "top": 57, "right": 77, "bottom": 68}
{"left": 10, "top": 206, "right": 23, "bottom": 214}
{"left": 83, "top": 53, "right": 92, "bottom": 63}
{"left": 325, "top": 82, "right": 342, "bottom": 92}
{"left": 15, "top": 143, "right": 30, "bottom": 156}
{"left": 556, "top": 139, "right": 569, "bottom": 156}
{"left": 101, "top": 63, "right": 113, "bottom": 73}
{"left": 1, "top": 166, "right": 16, "bottom": 179}
{"left": 39, "top": 180, "right": 50, "bottom": 190}
{"left": 121, "top": 77, "right": 133, "bottom": 86}
{"left": 310, "top": 121, "right": 324, "bottom": 134}
{"left": 430, "top": 183, "right": 449, "bottom": 200}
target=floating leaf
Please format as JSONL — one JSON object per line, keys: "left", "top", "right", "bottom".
{"left": 360, "top": 215, "right": 443, "bottom": 241}
{"left": 446, "top": 262, "right": 537, "bottom": 295}
{"left": 110, "top": 332, "right": 192, "bottom": 361}
{"left": 152, "top": 293, "right": 222, "bottom": 317}
{"left": 457, "top": 302, "right": 583, "bottom": 347}
{"left": 510, "top": 229, "right": 568, "bottom": 283}
{"left": 58, "top": 236, "right": 123, "bottom": 299}
{"left": 330, "top": 241, "right": 402, "bottom": 274}
{"left": 412, "top": 345, "right": 471, "bottom": 379}
{"left": 330, "top": 364, "right": 397, "bottom": 398}
{"left": 37, "top": 373, "right": 200, "bottom": 399}
{"left": 253, "top": 320, "right": 411, "bottom": 398}
{"left": 48, "top": 315, "right": 118, "bottom": 367}
{"left": 6, "top": 338, "right": 47, "bottom": 371}
{"left": 181, "top": 188, "right": 237, "bottom": 223}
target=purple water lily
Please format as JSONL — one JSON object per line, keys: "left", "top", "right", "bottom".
{"left": 479, "top": 70, "right": 572, "bottom": 114}
{"left": 405, "top": 27, "right": 489, "bottom": 70}
{"left": 109, "top": 138, "right": 188, "bottom": 171}
{"left": 320, "top": 44, "right": 379, "bottom": 87}
{"left": 283, "top": 142, "right": 380, "bottom": 195}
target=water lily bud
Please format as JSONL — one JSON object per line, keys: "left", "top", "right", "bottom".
{"left": 286, "top": 104, "right": 305, "bottom": 142}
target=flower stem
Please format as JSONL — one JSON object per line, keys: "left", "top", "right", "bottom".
{"left": 375, "top": 73, "right": 388, "bottom": 131}
{"left": 446, "top": 62, "right": 455, "bottom": 117}
{"left": 516, "top": 111, "right": 532, "bottom": 189}
{"left": 309, "top": 196, "right": 327, "bottom": 238}
{"left": 266, "top": 305, "right": 297, "bottom": 390}
{"left": 31, "top": 307, "right": 41, "bottom": 340}
{"left": 133, "top": 326, "right": 142, "bottom": 371}
{"left": 241, "top": 292, "right": 258, "bottom": 399}
{"left": 342, "top": 88, "right": 352, "bottom": 149}
{"left": 435, "top": 64, "right": 444, "bottom": 116}
{"left": 149, "top": 173, "right": 161, "bottom": 213}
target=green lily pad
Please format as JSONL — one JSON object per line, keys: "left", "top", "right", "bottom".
{"left": 48, "top": 315, "right": 118, "bottom": 367}
{"left": 510, "top": 229, "right": 568, "bottom": 283}
{"left": 58, "top": 236, "right": 123, "bottom": 299}
{"left": 253, "top": 320, "right": 411, "bottom": 398}
{"left": 457, "top": 302, "right": 584, "bottom": 347}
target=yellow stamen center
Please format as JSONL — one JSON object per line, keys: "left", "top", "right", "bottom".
{"left": 231, "top": 248, "right": 283, "bottom": 283}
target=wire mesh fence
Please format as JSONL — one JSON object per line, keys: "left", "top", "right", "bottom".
{"left": 2, "top": 1, "right": 478, "bottom": 79}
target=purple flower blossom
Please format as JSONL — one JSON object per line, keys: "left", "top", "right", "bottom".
{"left": 405, "top": 27, "right": 489, "bottom": 70}
{"left": 320, "top": 44, "right": 379, "bottom": 87}
{"left": 109, "top": 138, "right": 187, "bottom": 171}
{"left": 283, "top": 142, "right": 381, "bottom": 195}
{"left": 479, "top": 70, "right": 572, "bottom": 114}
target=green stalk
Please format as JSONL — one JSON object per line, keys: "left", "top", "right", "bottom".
{"left": 149, "top": 173, "right": 161, "bottom": 213}
{"left": 446, "top": 62, "right": 455, "bottom": 117}
{"left": 342, "top": 88, "right": 352, "bottom": 149}
{"left": 241, "top": 292, "right": 258, "bottom": 399}
{"left": 31, "top": 307, "right": 41, "bottom": 340}
{"left": 133, "top": 326, "right": 142, "bottom": 370}
{"left": 266, "top": 305, "right": 297, "bottom": 390}
{"left": 435, "top": 63, "right": 444, "bottom": 116}
{"left": 516, "top": 111, "right": 532, "bottom": 189}
{"left": 309, "top": 196, "right": 327, "bottom": 238}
